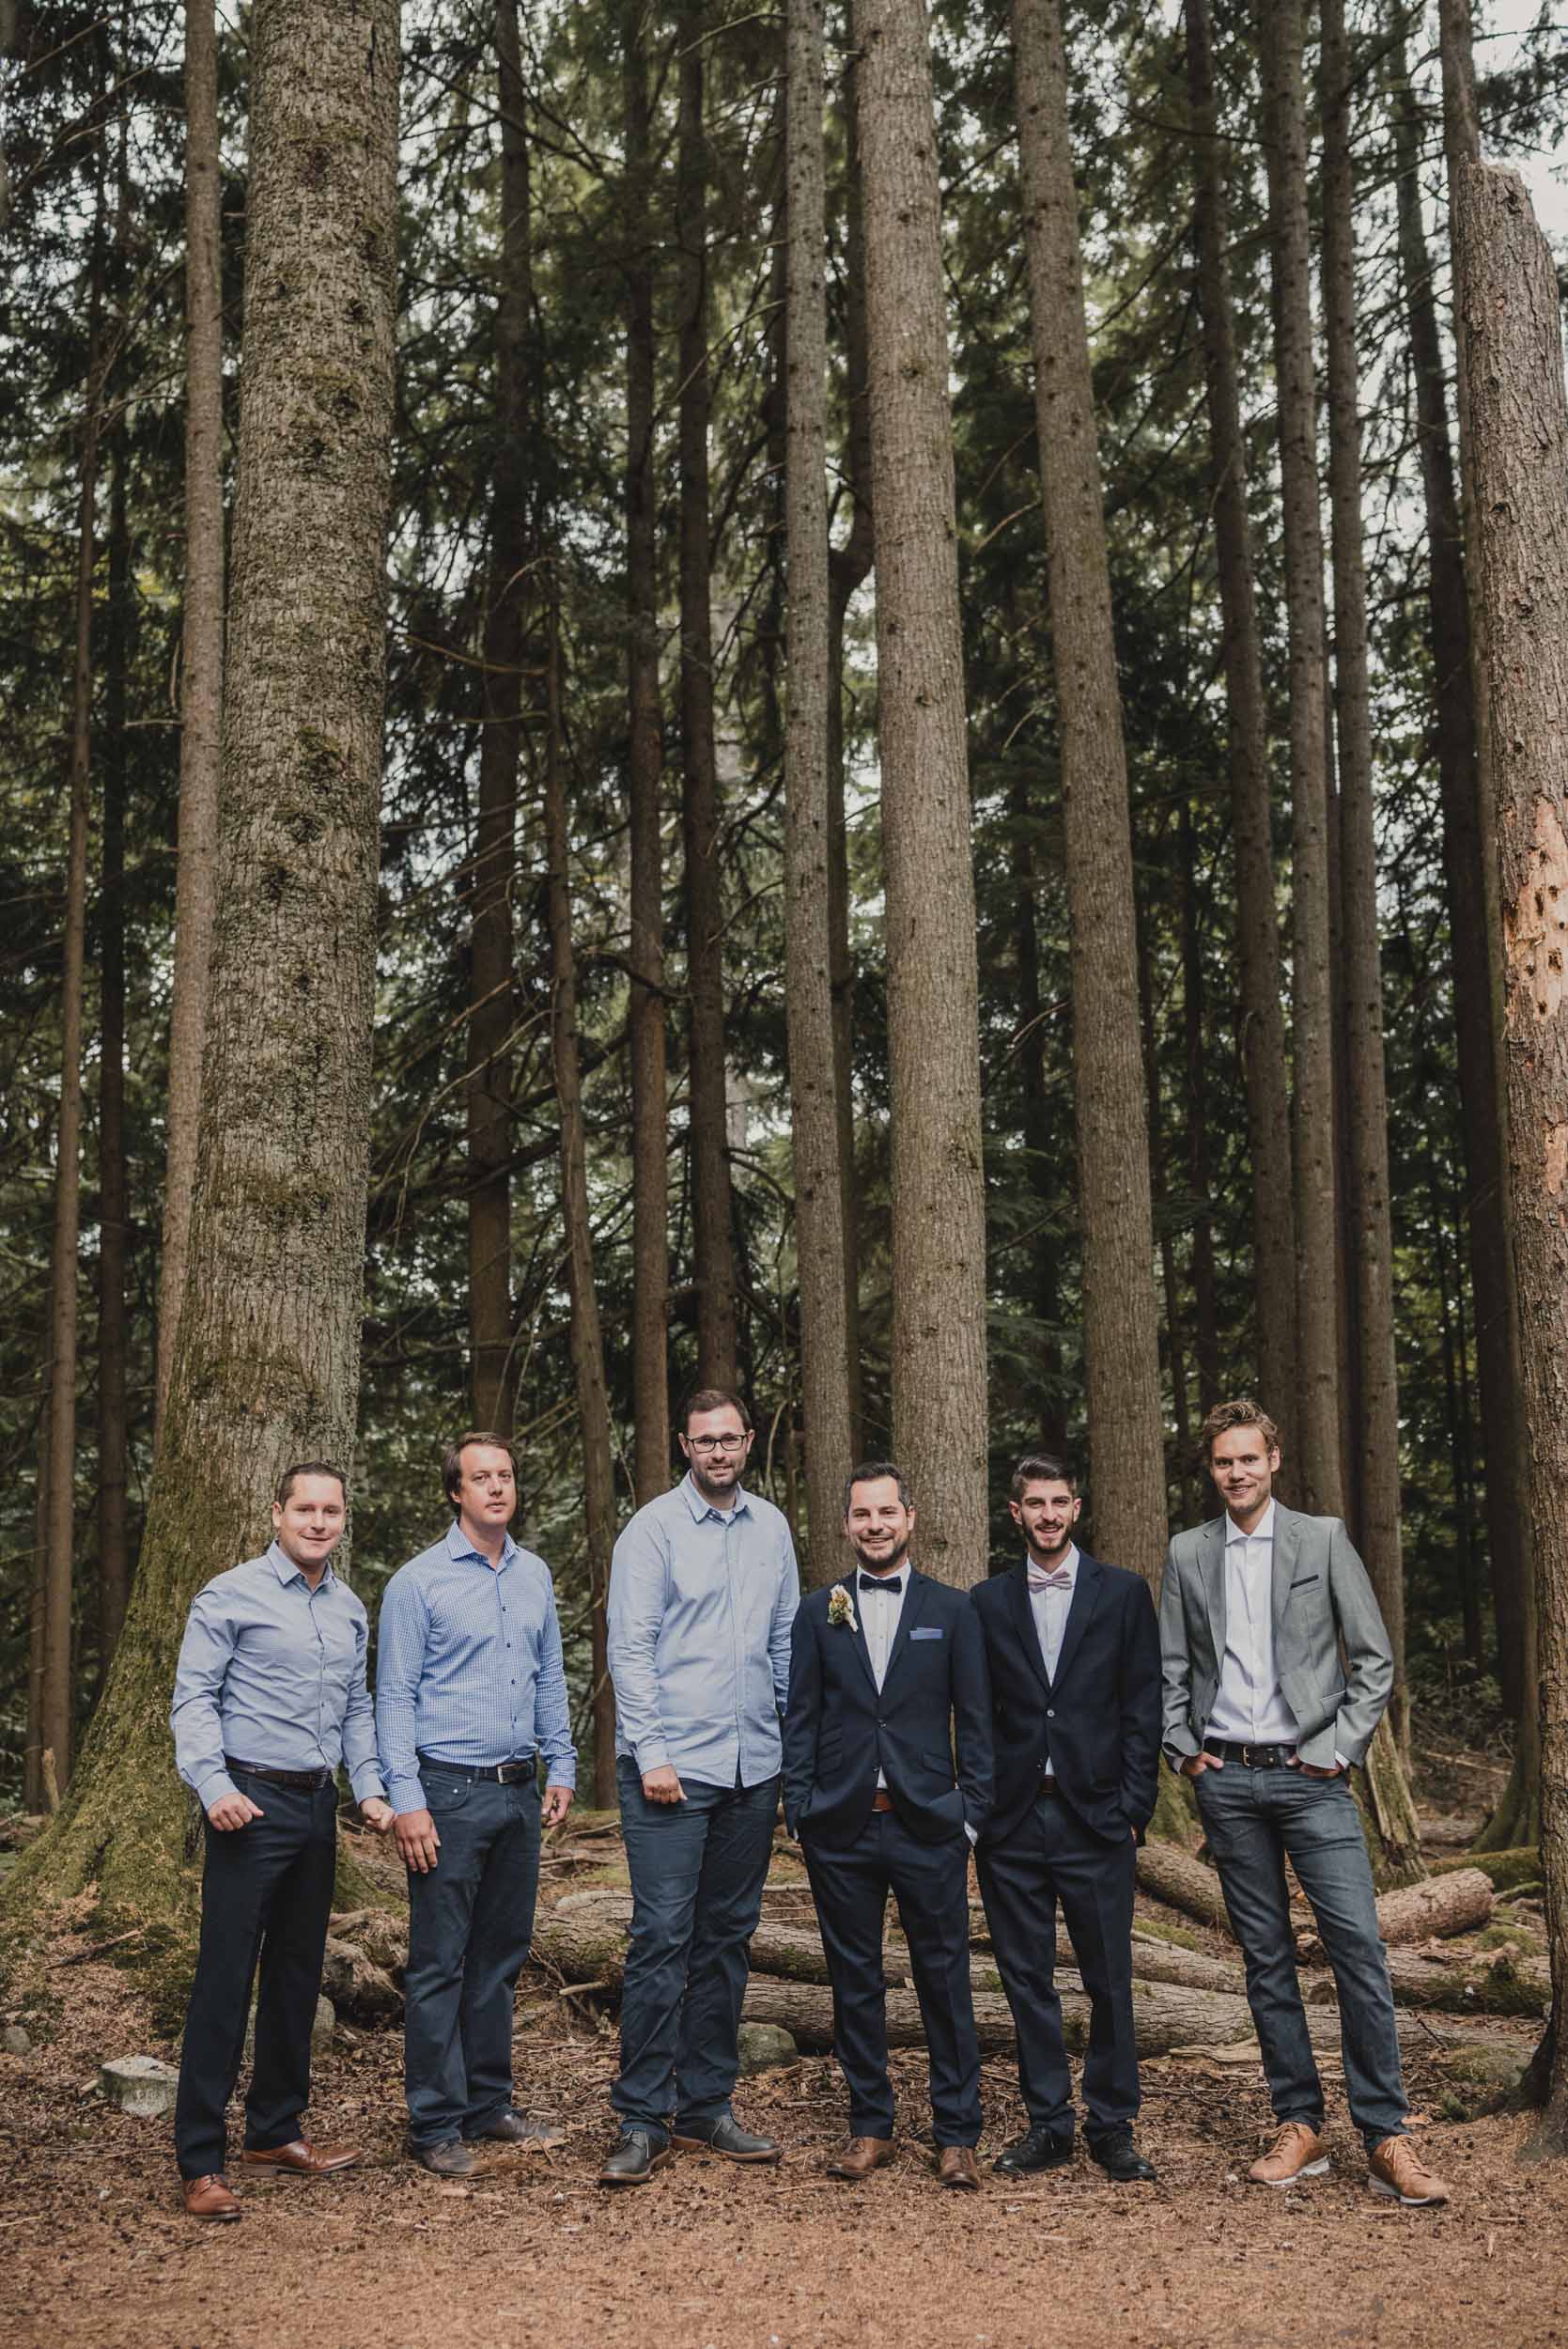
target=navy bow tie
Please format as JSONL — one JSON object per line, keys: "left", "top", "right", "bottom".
{"left": 858, "top": 1573, "right": 903, "bottom": 1596}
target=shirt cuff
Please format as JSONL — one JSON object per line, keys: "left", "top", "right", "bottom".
{"left": 631, "top": 1739, "right": 668, "bottom": 1774}
{"left": 963, "top": 1821, "right": 978, "bottom": 1847}
{"left": 1333, "top": 1750, "right": 1350, "bottom": 1771}
{"left": 194, "top": 1766, "right": 239, "bottom": 1810}
{"left": 543, "top": 1759, "right": 577, "bottom": 1791}
{"left": 387, "top": 1771, "right": 426, "bottom": 1814}
{"left": 349, "top": 1765, "right": 387, "bottom": 1804}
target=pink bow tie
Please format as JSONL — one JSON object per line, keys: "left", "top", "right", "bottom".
{"left": 1028, "top": 1567, "right": 1073, "bottom": 1592}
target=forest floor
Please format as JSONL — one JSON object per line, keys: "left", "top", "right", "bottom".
{"left": 2, "top": 1750, "right": 1564, "bottom": 2349}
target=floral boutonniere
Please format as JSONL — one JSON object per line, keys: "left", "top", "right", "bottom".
{"left": 827, "top": 1581, "right": 859, "bottom": 1632}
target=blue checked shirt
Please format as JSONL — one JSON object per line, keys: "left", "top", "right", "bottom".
{"left": 170, "top": 1543, "right": 384, "bottom": 1811}
{"left": 375, "top": 1521, "right": 577, "bottom": 1814}
{"left": 608, "top": 1473, "right": 800, "bottom": 1788}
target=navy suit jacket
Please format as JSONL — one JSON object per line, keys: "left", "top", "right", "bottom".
{"left": 970, "top": 1550, "right": 1161, "bottom": 1847}
{"left": 783, "top": 1567, "right": 993, "bottom": 1849}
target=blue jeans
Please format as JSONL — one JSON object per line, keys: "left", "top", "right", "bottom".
{"left": 403, "top": 1767, "right": 542, "bottom": 2149}
{"left": 612, "top": 1759, "right": 779, "bottom": 2134}
{"left": 1195, "top": 1762, "right": 1406, "bottom": 2148}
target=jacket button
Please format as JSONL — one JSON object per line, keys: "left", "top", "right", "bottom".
{"left": 1046, "top": 1708, "right": 1055, "bottom": 1718}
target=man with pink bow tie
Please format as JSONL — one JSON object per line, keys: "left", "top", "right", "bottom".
{"left": 970, "top": 1455, "right": 1162, "bottom": 2183}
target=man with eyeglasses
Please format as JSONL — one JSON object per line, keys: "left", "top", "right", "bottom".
{"left": 599, "top": 1387, "right": 800, "bottom": 2184}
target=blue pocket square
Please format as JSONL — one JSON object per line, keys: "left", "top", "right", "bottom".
{"left": 909, "top": 1626, "right": 943, "bottom": 1641}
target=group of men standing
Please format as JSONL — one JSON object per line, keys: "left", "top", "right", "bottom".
{"left": 169, "top": 1389, "right": 1452, "bottom": 2220}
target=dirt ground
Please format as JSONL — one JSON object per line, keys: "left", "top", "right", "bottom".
{"left": 1, "top": 1926, "right": 1563, "bottom": 2349}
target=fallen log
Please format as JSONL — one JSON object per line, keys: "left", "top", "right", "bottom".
{"left": 318, "top": 1935, "right": 402, "bottom": 2023}
{"left": 1134, "top": 1841, "right": 1233, "bottom": 1935}
{"left": 1431, "top": 1847, "right": 1540, "bottom": 1895}
{"left": 1382, "top": 1943, "right": 1550, "bottom": 2020}
{"left": 1373, "top": 1867, "right": 1492, "bottom": 1947}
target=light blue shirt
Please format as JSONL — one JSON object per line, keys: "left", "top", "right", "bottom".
{"left": 375, "top": 1521, "right": 577, "bottom": 1814}
{"left": 608, "top": 1472, "right": 800, "bottom": 1789}
{"left": 170, "top": 1543, "right": 384, "bottom": 1811}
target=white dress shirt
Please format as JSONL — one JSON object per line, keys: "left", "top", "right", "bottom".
{"left": 1204, "top": 1500, "right": 1300, "bottom": 1747}
{"left": 857, "top": 1566, "right": 907, "bottom": 1788}
{"left": 1026, "top": 1543, "right": 1078, "bottom": 1776}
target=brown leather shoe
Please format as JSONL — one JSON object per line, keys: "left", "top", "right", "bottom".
{"left": 826, "top": 2135, "right": 895, "bottom": 2179}
{"left": 1368, "top": 2135, "right": 1452, "bottom": 2207}
{"left": 183, "top": 2172, "right": 241, "bottom": 2221}
{"left": 938, "top": 2145, "right": 982, "bottom": 2190}
{"left": 1248, "top": 2122, "right": 1330, "bottom": 2187}
{"left": 241, "top": 2138, "right": 361, "bottom": 2176}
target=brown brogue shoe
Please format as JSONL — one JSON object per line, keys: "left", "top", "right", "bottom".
{"left": 1248, "top": 2122, "right": 1330, "bottom": 2187}
{"left": 1368, "top": 2136, "right": 1452, "bottom": 2207}
{"left": 183, "top": 2172, "right": 241, "bottom": 2221}
{"left": 938, "top": 2145, "right": 982, "bottom": 2191}
{"left": 241, "top": 2138, "right": 361, "bottom": 2177}
{"left": 825, "top": 2135, "right": 895, "bottom": 2180}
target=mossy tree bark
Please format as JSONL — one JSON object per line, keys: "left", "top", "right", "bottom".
{"left": 8, "top": 0, "right": 400, "bottom": 1931}
{"left": 852, "top": 0, "right": 987, "bottom": 1584}
{"left": 622, "top": 7, "right": 671, "bottom": 1502}
{"left": 1453, "top": 155, "right": 1568, "bottom": 2154}
{"left": 156, "top": 0, "right": 225, "bottom": 1447}
{"left": 1011, "top": 0, "right": 1167, "bottom": 1580}
{"left": 784, "top": 0, "right": 852, "bottom": 1585}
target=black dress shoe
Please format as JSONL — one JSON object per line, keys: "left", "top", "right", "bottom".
{"left": 465, "top": 2109, "right": 567, "bottom": 2148}
{"left": 413, "top": 2139, "right": 487, "bottom": 2178}
{"left": 1088, "top": 2131, "right": 1156, "bottom": 2183}
{"left": 671, "top": 2114, "right": 781, "bottom": 2164}
{"left": 993, "top": 2127, "right": 1074, "bottom": 2176}
{"left": 598, "top": 2127, "right": 674, "bottom": 2186}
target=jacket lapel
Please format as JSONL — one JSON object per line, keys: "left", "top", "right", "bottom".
{"left": 1006, "top": 1563, "right": 1051, "bottom": 1693}
{"left": 1270, "top": 1504, "right": 1301, "bottom": 1629}
{"left": 1200, "top": 1516, "right": 1227, "bottom": 1663}
{"left": 1048, "top": 1549, "right": 1103, "bottom": 1691}
{"left": 879, "top": 1566, "right": 928, "bottom": 1689}
{"left": 831, "top": 1579, "right": 878, "bottom": 1691}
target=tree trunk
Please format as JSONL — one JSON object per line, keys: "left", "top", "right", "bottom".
{"left": 1180, "top": 801, "right": 1219, "bottom": 1423}
{"left": 1010, "top": 759, "right": 1065, "bottom": 1450}
{"left": 1392, "top": 39, "right": 1531, "bottom": 1748}
{"left": 1453, "top": 154, "right": 1568, "bottom": 2152}
{"left": 465, "top": 0, "right": 531, "bottom": 1437}
{"left": 1138, "top": 885, "right": 1192, "bottom": 1493}
{"left": 8, "top": 0, "right": 401, "bottom": 1928}
{"left": 157, "top": 0, "right": 225, "bottom": 1445}
{"left": 99, "top": 390, "right": 132, "bottom": 1668}
{"left": 1011, "top": 0, "right": 1166, "bottom": 1580}
{"left": 39, "top": 139, "right": 111, "bottom": 1795}
{"left": 623, "top": 8, "right": 671, "bottom": 1502}
{"left": 784, "top": 0, "right": 852, "bottom": 1585}
{"left": 677, "top": 5, "right": 738, "bottom": 1390}
{"left": 1185, "top": 0, "right": 1296, "bottom": 1428}
{"left": 827, "top": 39, "right": 873, "bottom": 1451}
{"left": 1256, "top": 0, "right": 1341, "bottom": 1516}
{"left": 542, "top": 613, "right": 619, "bottom": 1810}
{"left": 852, "top": 0, "right": 987, "bottom": 1583}
{"left": 1320, "top": 0, "right": 1405, "bottom": 1745}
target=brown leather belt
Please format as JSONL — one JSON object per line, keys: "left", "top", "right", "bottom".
{"left": 871, "top": 1789, "right": 894, "bottom": 1812}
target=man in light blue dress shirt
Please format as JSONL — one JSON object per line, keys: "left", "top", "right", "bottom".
{"left": 598, "top": 1387, "right": 800, "bottom": 2185}
{"left": 170, "top": 1462, "right": 394, "bottom": 2220}
{"left": 377, "top": 1431, "right": 576, "bottom": 2177}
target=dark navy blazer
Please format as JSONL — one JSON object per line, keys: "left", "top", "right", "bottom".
{"left": 970, "top": 1550, "right": 1161, "bottom": 1847}
{"left": 783, "top": 1568, "right": 994, "bottom": 1849}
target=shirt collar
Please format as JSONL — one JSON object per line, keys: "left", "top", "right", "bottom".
{"left": 445, "top": 1518, "right": 519, "bottom": 1571}
{"left": 680, "top": 1470, "right": 753, "bottom": 1524}
{"left": 266, "top": 1538, "right": 336, "bottom": 1591}
{"left": 1026, "top": 1542, "right": 1079, "bottom": 1584}
{"left": 1225, "top": 1499, "right": 1277, "bottom": 1548}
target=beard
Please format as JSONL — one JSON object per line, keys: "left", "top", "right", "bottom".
{"left": 850, "top": 1533, "right": 909, "bottom": 1578}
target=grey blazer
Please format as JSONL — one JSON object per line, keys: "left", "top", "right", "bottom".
{"left": 1158, "top": 1504, "right": 1392, "bottom": 1771}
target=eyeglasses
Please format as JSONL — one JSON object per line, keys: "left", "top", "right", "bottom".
{"left": 686, "top": 1433, "right": 748, "bottom": 1455}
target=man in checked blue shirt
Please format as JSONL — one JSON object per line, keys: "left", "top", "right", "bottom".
{"left": 170, "top": 1461, "right": 395, "bottom": 2222}
{"left": 598, "top": 1386, "right": 800, "bottom": 2186}
{"left": 377, "top": 1431, "right": 576, "bottom": 2177}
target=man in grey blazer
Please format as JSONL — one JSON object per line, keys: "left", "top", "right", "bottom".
{"left": 1160, "top": 1399, "right": 1451, "bottom": 2207}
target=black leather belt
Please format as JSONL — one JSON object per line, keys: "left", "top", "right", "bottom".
{"left": 417, "top": 1752, "right": 536, "bottom": 1784}
{"left": 225, "top": 1755, "right": 334, "bottom": 1790}
{"left": 1203, "top": 1739, "right": 1294, "bottom": 1769}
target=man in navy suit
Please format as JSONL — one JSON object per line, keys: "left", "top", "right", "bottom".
{"left": 970, "top": 1455, "right": 1161, "bottom": 2183}
{"left": 784, "top": 1462, "right": 993, "bottom": 2189}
